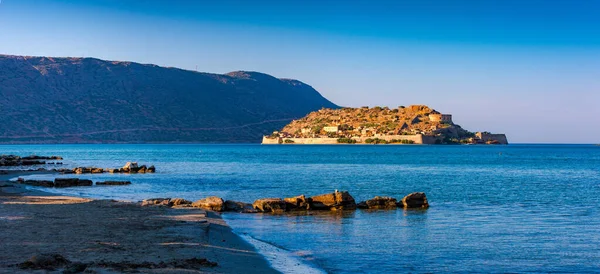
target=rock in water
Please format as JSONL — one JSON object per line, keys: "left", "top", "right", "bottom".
{"left": 53, "top": 178, "right": 93, "bottom": 188}
{"left": 399, "top": 192, "right": 429, "bottom": 209}
{"left": 141, "top": 198, "right": 172, "bottom": 207}
{"left": 192, "top": 196, "right": 225, "bottom": 212}
{"left": 21, "top": 180, "right": 55, "bottom": 187}
{"left": 310, "top": 191, "right": 356, "bottom": 210}
{"left": 224, "top": 200, "right": 258, "bottom": 213}
{"left": 252, "top": 198, "right": 287, "bottom": 213}
{"left": 96, "top": 181, "right": 131, "bottom": 186}
{"left": 122, "top": 162, "right": 138, "bottom": 172}
{"left": 283, "top": 195, "right": 311, "bottom": 210}
{"left": 171, "top": 198, "right": 192, "bottom": 206}
{"left": 364, "top": 196, "right": 398, "bottom": 209}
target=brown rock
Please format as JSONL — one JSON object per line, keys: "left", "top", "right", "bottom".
{"left": 141, "top": 198, "right": 172, "bottom": 207}
{"left": 138, "top": 165, "right": 147, "bottom": 173}
{"left": 399, "top": 192, "right": 429, "bottom": 209}
{"left": 171, "top": 198, "right": 192, "bottom": 206}
{"left": 224, "top": 200, "right": 257, "bottom": 213}
{"left": 122, "top": 162, "right": 138, "bottom": 171}
{"left": 310, "top": 190, "right": 356, "bottom": 210}
{"left": 147, "top": 165, "right": 156, "bottom": 173}
{"left": 192, "top": 196, "right": 225, "bottom": 212}
{"left": 252, "top": 198, "right": 287, "bottom": 213}
{"left": 91, "top": 168, "right": 104, "bottom": 174}
{"left": 96, "top": 181, "right": 131, "bottom": 186}
{"left": 283, "top": 195, "right": 311, "bottom": 210}
{"left": 364, "top": 196, "right": 397, "bottom": 209}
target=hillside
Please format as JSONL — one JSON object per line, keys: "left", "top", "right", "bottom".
{"left": 265, "top": 105, "right": 508, "bottom": 144}
{"left": 0, "top": 55, "right": 338, "bottom": 143}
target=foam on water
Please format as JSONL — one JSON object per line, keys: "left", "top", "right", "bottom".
{"left": 236, "top": 233, "right": 326, "bottom": 274}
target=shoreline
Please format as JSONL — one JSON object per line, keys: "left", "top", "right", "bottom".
{"left": 0, "top": 171, "right": 279, "bottom": 273}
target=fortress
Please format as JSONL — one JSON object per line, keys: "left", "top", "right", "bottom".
{"left": 428, "top": 114, "right": 453, "bottom": 123}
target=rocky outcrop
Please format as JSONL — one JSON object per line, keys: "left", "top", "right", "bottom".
{"left": 171, "top": 198, "right": 193, "bottom": 207}
{"left": 0, "top": 155, "right": 43, "bottom": 166}
{"left": 252, "top": 198, "right": 287, "bottom": 213}
{"left": 0, "top": 155, "right": 64, "bottom": 166}
{"left": 283, "top": 195, "right": 311, "bottom": 210}
{"left": 20, "top": 180, "right": 55, "bottom": 187}
{"left": 57, "top": 163, "right": 156, "bottom": 174}
{"left": 141, "top": 198, "right": 194, "bottom": 208}
{"left": 224, "top": 200, "right": 257, "bottom": 213}
{"left": 399, "top": 192, "right": 429, "bottom": 208}
{"left": 96, "top": 181, "right": 131, "bottom": 186}
{"left": 192, "top": 197, "right": 225, "bottom": 212}
{"left": 357, "top": 196, "right": 398, "bottom": 209}
{"left": 54, "top": 178, "right": 93, "bottom": 188}
{"left": 310, "top": 191, "right": 356, "bottom": 210}
{"left": 141, "top": 198, "right": 173, "bottom": 207}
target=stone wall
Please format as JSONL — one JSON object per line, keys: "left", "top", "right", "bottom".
{"left": 475, "top": 132, "right": 509, "bottom": 144}
{"left": 261, "top": 136, "right": 281, "bottom": 144}
{"left": 284, "top": 137, "right": 340, "bottom": 144}
{"left": 261, "top": 134, "right": 442, "bottom": 144}
{"left": 355, "top": 134, "right": 425, "bottom": 144}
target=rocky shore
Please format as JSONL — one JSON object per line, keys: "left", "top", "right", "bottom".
{"left": 0, "top": 154, "right": 63, "bottom": 166}
{"left": 140, "top": 190, "right": 429, "bottom": 213}
{"left": 0, "top": 172, "right": 278, "bottom": 274}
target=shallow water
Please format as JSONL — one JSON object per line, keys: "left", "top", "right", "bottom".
{"left": 4, "top": 144, "right": 600, "bottom": 273}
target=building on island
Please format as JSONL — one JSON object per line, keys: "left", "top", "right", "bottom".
{"left": 428, "top": 114, "right": 453, "bottom": 123}
{"left": 323, "top": 126, "right": 339, "bottom": 133}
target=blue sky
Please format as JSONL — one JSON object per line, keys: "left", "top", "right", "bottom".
{"left": 1, "top": 0, "right": 599, "bottom": 143}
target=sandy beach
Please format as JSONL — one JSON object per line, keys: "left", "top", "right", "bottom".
{"left": 0, "top": 172, "right": 278, "bottom": 274}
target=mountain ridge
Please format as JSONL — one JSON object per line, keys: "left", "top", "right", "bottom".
{"left": 0, "top": 54, "right": 338, "bottom": 143}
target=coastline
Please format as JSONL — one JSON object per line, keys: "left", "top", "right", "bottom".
{"left": 0, "top": 171, "right": 279, "bottom": 273}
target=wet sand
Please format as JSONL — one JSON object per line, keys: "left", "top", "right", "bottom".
{"left": 0, "top": 172, "right": 278, "bottom": 273}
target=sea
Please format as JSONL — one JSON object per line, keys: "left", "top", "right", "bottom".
{"left": 2, "top": 144, "right": 600, "bottom": 273}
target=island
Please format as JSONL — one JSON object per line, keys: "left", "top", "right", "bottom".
{"left": 262, "top": 105, "right": 508, "bottom": 145}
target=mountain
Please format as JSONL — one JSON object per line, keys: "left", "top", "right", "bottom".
{"left": 0, "top": 55, "right": 338, "bottom": 143}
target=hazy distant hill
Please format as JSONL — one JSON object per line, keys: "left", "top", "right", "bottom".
{"left": 0, "top": 55, "right": 338, "bottom": 143}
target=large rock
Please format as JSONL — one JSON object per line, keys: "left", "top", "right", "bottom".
{"left": 54, "top": 178, "right": 93, "bottom": 188}
{"left": 283, "top": 195, "right": 311, "bottom": 210}
{"left": 253, "top": 198, "right": 287, "bottom": 213}
{"left": 122, "top": 162, "right": 138, "bottom": 171}
{"left": 22, "top": 180, "right": 54, "bottom": 187}
{"left": 224, "top": 200, "right": 258, "bottom": 213}
{"left": 399, "top": 192, "right": 429, "bottom": 209}
{"left": 96, "top": 181, "right": 131, "bottom": 186}
{"left": 358, "top": 196, "right": 397, "bottom": 209}
{"left": 141, "top": 198, "right": 172, "bottom": 207}
{"left": 310, "top": 191, "right": 356, "bottom": 210}
{"left": 192, "top": 196, "right": 225, "bottom": 212}
{"left": 171, "top": 198, "right": 193, "bottom": 207}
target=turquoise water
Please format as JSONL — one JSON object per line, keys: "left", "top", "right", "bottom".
{"left": 3, "top": 144, "right": 600, "bottom": 273}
